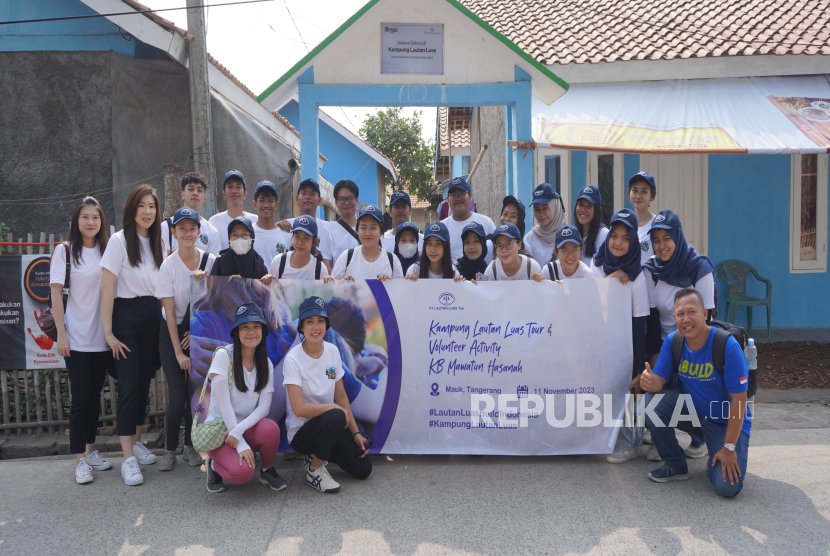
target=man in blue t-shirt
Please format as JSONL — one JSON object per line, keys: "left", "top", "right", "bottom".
{"left": 640, "top": 288, "right": 751, "bottom": 497}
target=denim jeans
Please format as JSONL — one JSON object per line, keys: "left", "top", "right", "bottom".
{"left": 645, "top": 387, "right": 749, "bottom": 498}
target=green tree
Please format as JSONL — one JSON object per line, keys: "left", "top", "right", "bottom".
{"left": 359, "top": 108, "right": 435, "bottom": 203}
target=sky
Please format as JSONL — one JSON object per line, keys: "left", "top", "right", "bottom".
{"left": 144, "top": 0, "right": 437, "bottom": 145}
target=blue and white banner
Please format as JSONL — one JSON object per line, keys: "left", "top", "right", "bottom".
{"left": 190, "top": 277, "right": 633, "bottom": 455}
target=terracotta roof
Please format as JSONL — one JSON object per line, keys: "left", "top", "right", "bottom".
{"left": 460, "top": 0, "right": 830, "bottom": 65}
{"left": 207, "top": 53, "right": 259, "bottom": 101}
{"left": 438, "top": 107, "right": 472, "bottom": 153}
{"left": 120, "top": 0, "right": 193, "bottom": 41}
{"left": 271, "top": 111, "right": 300, "bottom": 138}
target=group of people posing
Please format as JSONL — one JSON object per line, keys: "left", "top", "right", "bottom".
{"left": 49, "top": 166, "right": 749, "bottom": 498}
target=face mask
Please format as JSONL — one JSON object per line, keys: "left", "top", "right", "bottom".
{"left": 230, "top": 237, "right": 252, "bottom": 255}
{"left": 399, "top": 242, "right": 417, "bottom": 258}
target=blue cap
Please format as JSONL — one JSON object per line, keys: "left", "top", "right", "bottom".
{"left": 298, "top": 296, "right": 330, "bottom": 330}
{"left": 610, "top": 209, "right": 639, "bottom": 230}
{"left": 357, "top": 204, "right": 384, "bottom": 227}
{"left": 395, "top": 221, "right": 419, "bottom": 237}
{"left": 576, "top": 185, "right": 601, "bottom": 206}
{"left": 531, "top": 183, "right": 560, "bottom": 204}
{"left": 650, "top": 209, "right": 681, "bottom": 230}
{"left": 223, "top": 169, "right": 246, "bottom": 188}
{"left": 492, "top": 222, "right": 522, "bottom": 242}
{"left": 555, "top": 224, "right": 583, "bottom": 248}
{"left": 254, "top": 180, "right": 278, "bottom": 200}
{"left": 423, "top": 221, "right": 450, "bottom": 243}
{"left": 461, "top": 221, "right": 487, "bottom": 240}
{"left": 292, "top": 215, "right": 318, "bottom": 238}
{"left": 447, "top": 177, "right": 471, "bottom": 194}
{"left": 389, "top": 190, "right": 411, "bottom": 207}
{"left": 502, "top": 195, "right": 526, "bottom": 215}
{"left": 298, "top": 178, "right": 321, "bottom": 196}
{"left": 232, "top": 302, "right": 269, "bottom": 337}
{"left": 227, "top": 215, "right": 255, "bottom": 238}
{"left": 629, "top": 170, "right": 656, "bottom": 190}
{"left": 171, "top": 207, "right": 201, "bottom": 227}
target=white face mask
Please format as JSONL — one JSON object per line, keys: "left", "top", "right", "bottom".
{"left": 230, "top": 237, "right": 252, "bottom": 255}
{"left": 398, "top": 242, "right": 418, "bottom": 258}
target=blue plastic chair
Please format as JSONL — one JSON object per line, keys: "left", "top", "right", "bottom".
{"left": 717, "top": 260, "right": 772, "bottom": 338}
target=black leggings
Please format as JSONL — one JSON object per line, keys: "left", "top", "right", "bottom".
{"left": 112, "top": 296, "right": 161, "bottom": 437}
{"left": 65, "top": 350, "right": 111, "bottom": 454}
{"left": 158, "top": 320, "right": 193, "bottom": 451}
{"left": 290, "top": 409, "right": 372, "bottom": 480}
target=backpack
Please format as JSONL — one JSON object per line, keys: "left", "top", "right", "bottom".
{"left": 277, "top": 251, "right": 322, "bottom": 279}
{"left": 671, "top": 320, "right": 757, "bottom": 398}
{"left": 546, "top": 261, "right": 560, "bottom": 281}
{"left": 492, "top": 257, "right": 532, "bottom": 281}
{"left": 346, "top": 248, "right": 394, "bottom": 276}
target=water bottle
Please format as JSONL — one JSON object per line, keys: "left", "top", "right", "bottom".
{"left": 744, "top": 338, "right": 757, "bottom": 370}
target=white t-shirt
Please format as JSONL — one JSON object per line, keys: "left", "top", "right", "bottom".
{"left": 287, "top": 217, "right": 332, "bottom": 261}
{"left": 205, "top": 346, "right": 274, "bottom": 430}
{"left": 155, "top": 249, "right": 216, "bottom": 324}
{"left": 405, "top": 262, "right": 460, "bottom": 279}
{"left": 99, "top": 231, "right": 159, "bottom": 298}
{"left": 441, "top": 213, "right": 496, "bottom": 261}
{"left": 326, "top": 220, "right": 359, "bottom": 264}
{"left": 539, "top": 259, "right": 594, "bottom": 281}
{"left": 483, "top": 255, "right": 541, "bottom": 281}
{"left": 643, "top": 267, "right": 716, "bottom": 338}
{"left": 592, "top": 264, "right": 651, "bottom": 318}
{"left": 208, "top": 211, "right": 258, "bottom": 251}
{"left": 252, "top": 224, "right": 293, "bottom": 268}
{"left": 160, "top": 216, "right": 221, "bottom": 257}
{"left": 331, "top": 245, "right": 404, "bottom": 280}
{"left": 49, "top": 243, "right": 107, "bottom": 352}
{"left": 580, "top": 227, "right": 609, "bottom": 267}
{"left": 523, "top": 231, "right": 555, "bottom": 266}
{"left": 269, "top": 251, "right": 330, "bottom": 280}
{"left": 638, "top": 217, "right": 655, "bottom": 265}
{"left": 381, "top": 229, "right": 424, "bottom": 254}
{"left": 282, "top": 341, "right": 345, "bottom": 443}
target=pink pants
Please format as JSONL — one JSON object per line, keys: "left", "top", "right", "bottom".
{"left": 207, "top": 418, "right": 280, "bottom": 485}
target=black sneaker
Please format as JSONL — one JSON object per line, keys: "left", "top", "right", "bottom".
{"left": 205, "top": 457, "right": 226, "bottom": 493}
{"left": 647, "top": 464, "right": 690, "bottom": 483}
{"left": 259, "top": 467, "right": 288, "bottom": 491}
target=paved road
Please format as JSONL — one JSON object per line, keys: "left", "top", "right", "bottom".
{"left": 1, "top": 403, "right": 828, "bottom": 556}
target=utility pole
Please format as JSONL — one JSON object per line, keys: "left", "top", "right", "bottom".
{"left": 186, "top": 0, "right": 217, "bottom": 216}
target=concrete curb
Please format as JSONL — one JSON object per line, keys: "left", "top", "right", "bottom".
{"left": 0, "top": 431, "right": 164, "bottom": 460}
{"left": 754, "top": 389, "right": 830, "bottom": 403}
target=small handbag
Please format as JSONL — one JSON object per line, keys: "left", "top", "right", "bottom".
{"left": 191, "top": 346, "right": 235, "bottom": 453}
{"left": 37, "top": 244, "right": 70, "bottom": 342}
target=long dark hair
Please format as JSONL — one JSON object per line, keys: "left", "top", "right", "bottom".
{"left": 419, "top": 238, "right": 455, "bottom": 278}
{"left": 65, "top": 196, "right": 108, "bottom": 266}
{"left": 574, "top": 199, "right": 605, "bottom": 260}
{"left": 230, "top": 324, "right": 269, "bottom": 393}
{"left": 122, "top": 184, "right": 163, "bottom": 269}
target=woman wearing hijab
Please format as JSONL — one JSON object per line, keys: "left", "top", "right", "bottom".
{"left": 392, "top": 222, "right": 421, "bottom": 274}
{"left": 523, "top": 183, "right": 566, "bottom": 266}
{"left": 210, "top": 216, "right": 269, "bottom": 280}
{"left": 455, "top": 221, "right": 490, "bottom": 281}
{"left": 591, "top": 210, "right": 649, "bottom": 465}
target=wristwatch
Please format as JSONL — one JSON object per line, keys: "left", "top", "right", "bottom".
{"left": 724, "top": 443, "right": 736, "bottom": 452}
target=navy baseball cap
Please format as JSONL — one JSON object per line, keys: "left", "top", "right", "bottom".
{"left": 492, "top": 222, "right": 522, "bottom": 242}
{"left": 357, "top": 204, "right": 384, "bottom": 227}
{"left": 171, "top": 207, "right": 201, "bottom": 227}
{"left": 232, "top": 302, "right": 269, "bottom": 337}
{"left": 610, "top": 209, "right": 639, "bottom": 230}
{"left": 447, "top": 177, "right": 471, "bottom": 194}
{"left": 461, "top": 221, "right": 487, "bottom": 240}
{"left": 298, "top": 178, "right": 321, "bottom": 196}
{"left": 227, "top": 215, "right": 255, "bottom": 238}
{"left": 423, "top": 221, "right": 450, "bottom": 243}
{"left": 389, "top": 190, "right": 411, "bottom": 207}
{"left": 254, "top": 180, "right": 278, "bottom": 200}
{"left": 531, "top": 183, "right": 560, "bottom": 204}
{"left": 502, "top": 195, "right": 526, "bottom": 215}
{"left": 292, "top": 215, "right": 318, "bottom": 238}
{"left": 576, "top": 185, "right": 601, "bottom": 206}
{"left": 223, "top": 169, "right": 246, "bottom": 188}
{"left": 629, "top": 171, "right": 656, "bottom": 191}
{"left": 650, "top": 209, "right": 681, "bottom": 230}
{"left": 555, "top": 224, "right": 583, "bottom": 248}
{"left": 298, "top": 296, "right": 330, "bottom": 330}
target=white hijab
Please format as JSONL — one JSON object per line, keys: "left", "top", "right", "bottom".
{"left": 531, "top": 198, "right": 566, "bottom": 246}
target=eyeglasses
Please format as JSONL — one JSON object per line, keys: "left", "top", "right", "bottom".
{"left": 230, "top": 233, "right": 252, "bottom": 240}
{"left": 336, "top": 195, "right": 357, "bottom": 204}
{"left": 448, "top": 191, "right": 468, "bottom": 199}
{"left": 494, "top": 241, "right": 516, "bottom": 252}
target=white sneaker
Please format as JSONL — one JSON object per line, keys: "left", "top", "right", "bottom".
{"left": 133, "top": 441, "right": 157, "bottom": 465}
{"left": 303, "top": 455, "right": 313, "bottom": 473}
{"left": 85, "top": 450, "right": 112, "bottom": 470}
{"left": 643, "top": 429, "right": 652, "bottom": 445}
{"left": 646, "top": 445, "right": 662, "bottom": 462}
{"left": 684, "top": 443, "right": 708, "bottom": 459}
{"left": 606, "top": 449, "right": 638, "bottom": 464}
{"left": 75, "top": 459, "right": 93, "bottom": 484}
{"left": 306, "top": 462, "right": 340, "bottom": 494}
{"left": 121, "top": 457, "right": 144, "bottom": 486}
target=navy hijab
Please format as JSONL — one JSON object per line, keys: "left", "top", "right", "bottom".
{"left": 643, "top": 209, "right": 716, "bottom": 287}
{"left": 593, "top": 210, "right": 642, "bottom": 282}
{"left": 393, "top": 222, "right": 420, "bottom": 272}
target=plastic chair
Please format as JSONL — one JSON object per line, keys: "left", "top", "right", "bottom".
{"left": 717, "top": 260, "right": 772, "bottom": 338}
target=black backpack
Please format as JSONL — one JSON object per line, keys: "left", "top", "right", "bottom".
{"left": 276, "top": 251, "right": 322, "bottom": 279}
{"left": 671, "top": 320, "right": 757, "bottom": 398}
{"left": 346, "top": 248, "right": 394, "bottom": 274}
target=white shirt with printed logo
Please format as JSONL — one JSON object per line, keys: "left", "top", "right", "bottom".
{"left": 326, "top": 220, "right": 359, "bottom": 263}
{"left": 638, "top": 217, "right": 655, "bottom": 265}
{"left": 155, "top": 248, "right": 215, "bottom": 324}
{"left": 282, "top": 341, "right": 345, "bottom": 442}
{"left": 440, "top": 213, "right": 496, "bottom": 261}
{"left": 483, "top": 255, "right": 541, "bottom": 281}
{"left": 161, "top": 216, "right": 221, "bottom": 257}
{"left": 643, "top": 267, "right": 716, "bottom": 338}
{"left": 287, "top": 217, "right": 332, "bottom": 261}
{"left": 252, "top": 224, "right": 293, "bottom": 268}
{"left": 331, "top": 245, "right": 404, "bottom": 280}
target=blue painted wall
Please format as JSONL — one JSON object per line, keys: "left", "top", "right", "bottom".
{"left": 708, "top": 154, "right": 830, "bottom": 329}
{"left": 0, "top": 0, "right": 164, "bottom": 58}
{"left": 569, "top": 150, "right": 587, "bottom": 224}
{"left": 280, "top": 102, "right": 380, "bottom": 207}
